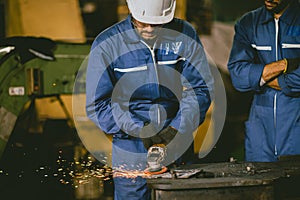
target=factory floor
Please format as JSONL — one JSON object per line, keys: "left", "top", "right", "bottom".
{"left": 0, "top": 119, "right": 114, "bottom": 200}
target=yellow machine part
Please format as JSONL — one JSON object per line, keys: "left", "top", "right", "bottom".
{"left": 5, "top": 0, "right": 86, "bottom": 43}
{"left": 193, "top": 103, "right": 214, "bottom": 155}
{"left": 175, "top": 0, "right": 187, "bottom": 20}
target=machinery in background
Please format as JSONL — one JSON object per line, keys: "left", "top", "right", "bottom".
{"left": 0, "top": 0, "right": 90, "bottom": 158}
{"left": 187, "top": 0, "right": 213, "bottom": 35}
{"left": 0, "top": 1, "right": 118, "bottom": 199}
{"left": 0, "top": 37, "right": 90, "bottom": 157}
{"left": 0, "top": 37, "right": 109, "bottom": 199}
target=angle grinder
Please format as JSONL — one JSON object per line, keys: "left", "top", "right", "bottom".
{"left": 144, "top": 144, "right": 168, "bottom": 175}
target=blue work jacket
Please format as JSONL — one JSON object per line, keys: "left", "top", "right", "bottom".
{"left": 86, "top": 15, "right": 212, "bottom": 140}
{"left": 228, "top": 1, "right": 300, "bottom": 162}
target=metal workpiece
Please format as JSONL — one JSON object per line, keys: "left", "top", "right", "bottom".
{"left": 147, "top": 160, "right": 300, "bottom": 200}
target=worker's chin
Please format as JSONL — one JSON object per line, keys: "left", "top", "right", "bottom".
{"left": 141, "top": 34, "right": 157, "bottom": 41}
{"left": 265, "top": 1, "right": 278, "bottom": 10}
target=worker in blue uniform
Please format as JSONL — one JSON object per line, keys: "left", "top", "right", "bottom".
{"left": 228, "top": 0, "right": 300, "bottom": 162}
{"left": 85, "top": 0, "right": 213, "bottom": 199}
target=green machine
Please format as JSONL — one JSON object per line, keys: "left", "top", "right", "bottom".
{"left": 0, "top": 37, "right": 90, "bottom": 158}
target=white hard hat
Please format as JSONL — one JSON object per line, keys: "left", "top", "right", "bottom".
{"left": 126, "top": 0, "right": 176, "bottom": 24}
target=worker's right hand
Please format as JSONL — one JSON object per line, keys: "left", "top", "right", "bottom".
{"left": 262, "top": 59, "right": 287, "bottom": 82}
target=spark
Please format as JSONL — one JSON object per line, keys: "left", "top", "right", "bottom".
{"left": 113, "top": 169, "right": 150, "bottom": 179}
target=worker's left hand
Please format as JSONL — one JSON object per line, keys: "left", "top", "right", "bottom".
{"left": 139, "top": 123, "right": 163, "bottom": 150}
{"left": 158, "top": 126, "right": 178, "bottom": 146}
{"left": 141, "top": 135, "right": 164, "bottom": 150}
{"left": 140, "top": 126, "right": 178, "bottom": 149}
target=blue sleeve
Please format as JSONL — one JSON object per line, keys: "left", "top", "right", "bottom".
{"left": 227, "top": 18, "right": 265, "bottom": 92}
{"left": 278, "top": 67, "right": 300, "bottom": 97}
{"left": 85, "top": 40, "right": 143, "bottom": 135}
{"left": 170, "top": 28, "right": 212, "bottom": 134}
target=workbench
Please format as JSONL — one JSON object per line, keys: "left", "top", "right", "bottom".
{"left": 147, "top": 160, "right": 300, "bottom": 200}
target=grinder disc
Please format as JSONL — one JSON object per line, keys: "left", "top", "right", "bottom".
{"left": 144, "top": 166, "right": 168, "bottom": 175}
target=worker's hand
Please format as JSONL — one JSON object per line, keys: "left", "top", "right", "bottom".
{"left": 139, "top": 123, "right": 163, "bottom": 150}
{"left": 142, "top": 135, "right": 164, "bottom": 150}
{"left": 285, "top": 58, "right": 300, "bottom": 74}
{"left": 266, "top": 78, "right": 281, "bottom": 90}
{"left": 140, "top": 125, "right": 178, "bottom": 149}
{"left": 262, "top": 59, "right": 287, "bottom": 82}
{"left": 158, "top": 126, "right": 178, "bottom": 146}
{"left": 141, "top": 137, "right": 154, "bottom": 150}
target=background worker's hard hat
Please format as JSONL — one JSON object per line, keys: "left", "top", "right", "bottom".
{"left": 126, "top": 0, "right": 176, "bottom": 24}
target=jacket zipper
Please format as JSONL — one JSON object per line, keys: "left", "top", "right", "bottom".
{"left": 141, "top": 40, "right": 161, "bottom": 125}
{"left": 274, "top": 93, "right": 278, "bottom": 156}
{"left": 275, "top": 18, "right": 279, "bottom": 61}
{"left": 274, "top": 18, "right": 279, "bottom": 156}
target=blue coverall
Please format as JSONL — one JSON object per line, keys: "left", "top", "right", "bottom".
{"left": 86, "top": 15, "right": 212, "bottom": 199}
{"left": 228, "top": 1, "right": 300, "bottom": 162}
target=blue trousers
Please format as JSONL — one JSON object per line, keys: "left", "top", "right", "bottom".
{"left": 112, "top": 136, "right": 151, "bottom": 200}
{"left": 112, "top": 135, "right": 196, "bottom": 199}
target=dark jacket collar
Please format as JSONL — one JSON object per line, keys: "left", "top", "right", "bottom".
{"left": 280, "top": 0, "right": 300, "bottom": 25}
{"left": 261, "top": 0, "right": 299, "bottom": 25}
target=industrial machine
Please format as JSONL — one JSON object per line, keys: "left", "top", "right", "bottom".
{"left": 0, "top": 37, "right": 90, "bottom": 155}
{"left": 0, "top": 0, "right": 92, "bottom": 157}
{"left": 0, "top": 1, "right": 116, "bottom": 199}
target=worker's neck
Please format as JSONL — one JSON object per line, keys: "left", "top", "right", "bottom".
{"left": 273, "top": 5, "right": 289, "bottom": 19}
{"left": 274, "top": 12, "right": 283, "bottom": 19}
{"left": 143, "top": 38, "right": 156, "bottom": 48}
